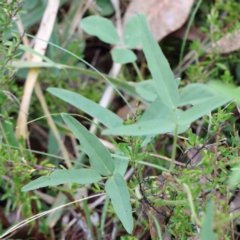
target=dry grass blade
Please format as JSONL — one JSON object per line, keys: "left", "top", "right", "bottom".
{"left": 15, "top": 0, "right": 59, "bottom": 139}
{"left": 13, "top": 0, "right": 72, "bottom": 167}
{"left": 0, "top": 193, "right": 105, "bottom": 239}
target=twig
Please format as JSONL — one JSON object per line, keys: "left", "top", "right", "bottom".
{"left": 150, "top": 154, "right": 186, "bottom": 167}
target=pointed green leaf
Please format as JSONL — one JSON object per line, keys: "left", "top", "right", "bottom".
{"left": 179, "top": 83, "right": 215, "bottom": 107}
{"left": 139, "top": 101, "right": 189, "bottom": 135}
{"left": 80, "top": 16, "right": 119, "bottom": 44}
{"left": 102, "top": 119, "right": 175, "bottom": 136}
{"left": 62, "top": 114, "right": 115, "bottom": 176}
{"left": 208, "top": 81, "right": 240, "bottom": 103}
{"left": 48, "top": 88, "right": 122, "bottom": 128}
{"left": 105, "top": 173, "right": 133, "bottom": 233}
{"left": 21, "top": 169, "right": 101, "bottom": 192}
{"left": 124, "top": 15, "right": 141, "bottom": 48}
{"left": 111, "top": 48, "right": 137, "bottom": 64}
{"left": 178, "top": 95, "right": 230, "bottom": 125}
{"left": 200, "top": 201, "right": 215, "bottom": 240}
{"left": 140, "top": 98, "right": 190, "bottom": 133}
{"left": 137, "top": 14, "right": 179, "bottom": 108}
{"left": 96, "top": 0, "right": 114, "bottom": 16}
{"left": 22, "top": 176, "right": 53, "bottom": 192}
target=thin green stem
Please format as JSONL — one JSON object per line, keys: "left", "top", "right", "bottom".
{"left": 83, "top": 200, "right": 96, "bottom": 240}
{"left": 138, "top": 160, "right": 170, "bottom": 172}
{"left": 170, "top": 123, "right": 178, "bottom": 172}
{"left": 207, "top": 112, "right": 212, "bottom": 139}
{"left": 132, "top": 61, "right": 144, "bottom": 82}
{"left": 110, "top": 154, "right": 170, "bottom": 172}
{"left": 178, "top": 0, "right": 202, "bottom": 71}
{"left": 100, "top": 197, "right": 110, "bottom": 237}
{"left": 183, "top": 183, "right": 201, "bottom": 226}
{"left": 148, "top": 211, "right": 163, "bottom": 240}
{"left": 1, "top": 143, "right": 63, "bottom": 159}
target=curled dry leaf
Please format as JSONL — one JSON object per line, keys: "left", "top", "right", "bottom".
{"left": 207, "top": 29, "right": 240, "bottom": 54}
{"left": 124, "top": 0, "right": 195, "bottom": 42}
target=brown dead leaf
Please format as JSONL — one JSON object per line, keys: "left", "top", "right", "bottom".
{"left": 171, "top": 25, "right": 206, "bottom": 41}
{"left": 124, "top": 0, "right": 195, "bottom": 42}
{"left": 207, "top": 29, "right": 240, "bottom": 54}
